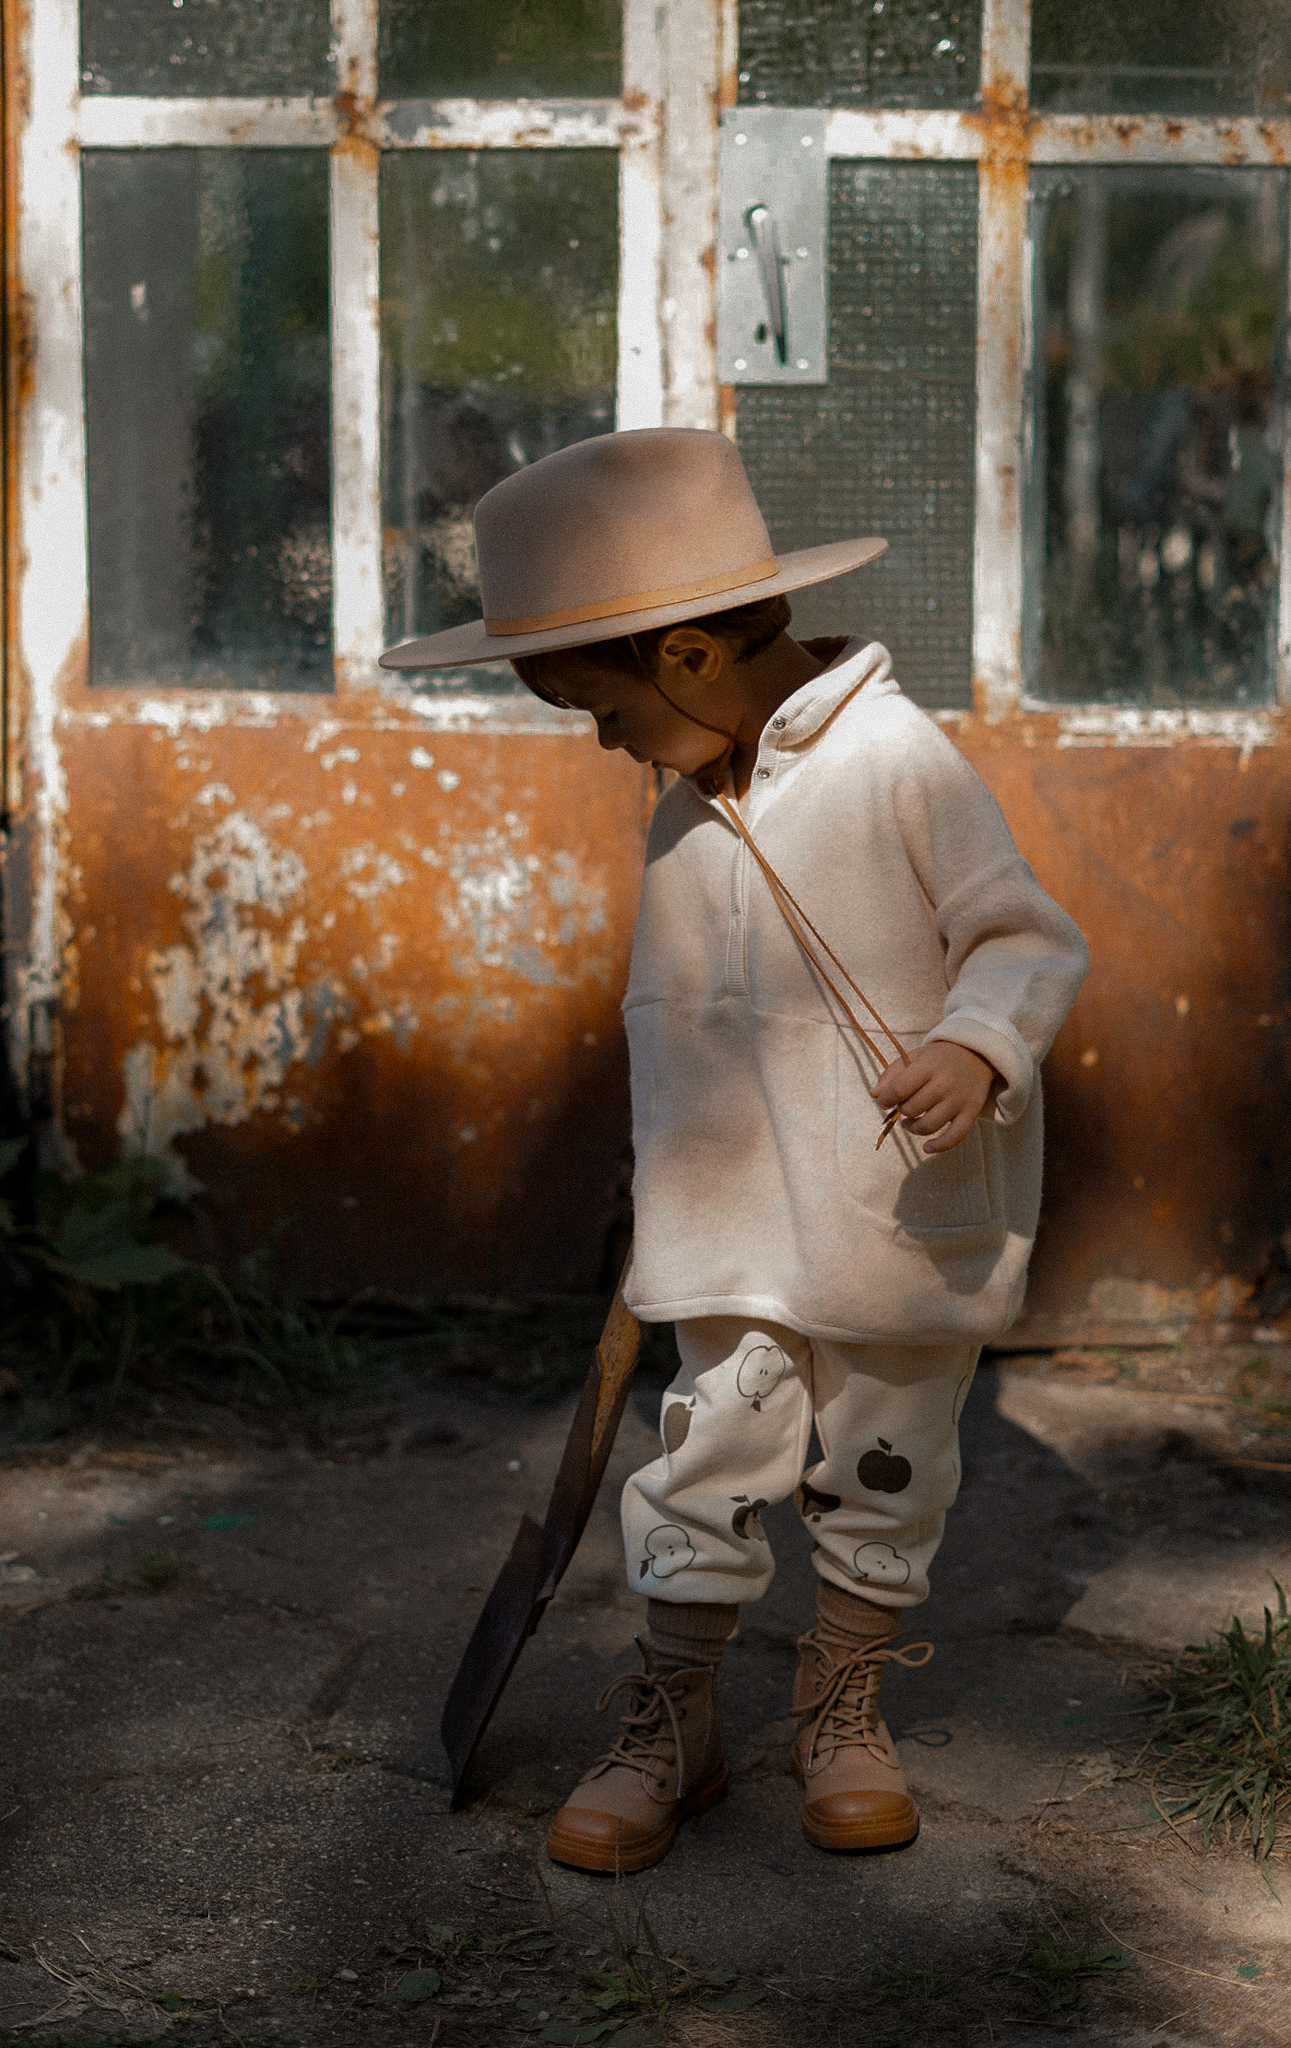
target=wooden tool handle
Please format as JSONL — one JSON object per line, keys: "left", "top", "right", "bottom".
{"left": 591, "top": 1270, "right": 642, "bottom": 1463}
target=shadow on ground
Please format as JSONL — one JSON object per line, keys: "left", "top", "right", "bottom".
{"left": 1, "top": 1356, "right": 1289, "bottom": 2045}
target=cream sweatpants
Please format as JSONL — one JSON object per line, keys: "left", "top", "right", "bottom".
{"left": 622, "top": 1317, "right": 978, "bottom": 1611}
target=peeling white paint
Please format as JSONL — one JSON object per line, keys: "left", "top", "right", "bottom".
{"left": 440, "top": 821, "right": 610, "bottom": 987}
{"left": 339, "top": 844, "right": 409, "bottom": 904}
{"left": 1053, "top": 705, "right": 1278, "bottom": 767}
{"left": 409, "top": 747, "right": 435, "bottom": 769}
{"left": 117, "top": 812, "right": 351, "bottom": 1188}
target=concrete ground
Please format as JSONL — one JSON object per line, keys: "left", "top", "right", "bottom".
{"left": 2, "top": 1332, "right": 1290, "bottom": 2047}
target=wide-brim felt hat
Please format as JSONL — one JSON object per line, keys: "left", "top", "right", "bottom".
{"left": 378, "top": 427, "right": 887, "bottom": 670}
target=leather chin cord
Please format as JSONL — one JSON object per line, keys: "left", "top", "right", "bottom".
{"left": 643, "top": 663, "right": 911, "bottom": 1148}
{"left": 642, "top": 664, "right": 739, "bottom": 795}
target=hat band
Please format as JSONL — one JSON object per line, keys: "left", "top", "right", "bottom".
{"left": 484, "top": 555, "right": 779, "bottom": 637}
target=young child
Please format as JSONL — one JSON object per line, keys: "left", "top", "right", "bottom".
{"left": 381, "top": 427, "right": 1089, "bottom": 1872}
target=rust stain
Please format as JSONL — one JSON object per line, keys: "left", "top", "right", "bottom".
{"left": 964, "top": 81, "right": 1039, "bottom": 164}
{"left": 3, "top": 0, "right": 33, "bottom": 822}
{"left": 59, "top": 720, "right": 647, "bottom": 1291}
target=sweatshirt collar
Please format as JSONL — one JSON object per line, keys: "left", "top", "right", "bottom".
{"left": 686, "top": 639, "right": 896, "bottom": 799}
{"left": 765, "top": 638, "right": 896, "bottom": 744}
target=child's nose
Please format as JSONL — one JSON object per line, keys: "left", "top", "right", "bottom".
{"left": 595, "top": 721, "right": 623, "bottom": 751}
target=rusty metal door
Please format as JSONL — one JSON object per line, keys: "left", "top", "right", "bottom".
{"left": 721, "top": 0, "right": 1291, "bottom": 1327}
{"left": 6, "top": 0, "right": 735, "bottom": 1293}
{"left": 10, "top": 0, "right": 1291, "bottom": 1322}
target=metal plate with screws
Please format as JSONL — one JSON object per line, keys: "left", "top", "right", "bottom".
{"left": 717, "top": 107, "right": 828, "bottom": 386}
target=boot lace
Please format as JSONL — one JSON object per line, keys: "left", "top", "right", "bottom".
{"left": 587, "top": 1655, "right": 698, "bottom": 1797}
{"left": 791, "top": 1627, "right": 933, "bottom": 1774}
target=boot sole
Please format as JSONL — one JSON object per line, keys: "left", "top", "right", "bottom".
{"left": 545, "top": 1761, "right": 729, "bottom": 1873}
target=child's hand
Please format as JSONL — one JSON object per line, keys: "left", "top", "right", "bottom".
{"left": 871, "top": 1043, "right": 998, "bottom": 1154}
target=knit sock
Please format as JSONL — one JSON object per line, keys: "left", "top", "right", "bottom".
{"left": 645, "top": 1598, "right": 738, "bottom": 1670}
{"left": 815, "top": 1576, "right": 902, "bottom": 1648}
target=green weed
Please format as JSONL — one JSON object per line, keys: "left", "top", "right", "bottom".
{"left": 1138, "top": 1581, "right": 1291, "bottom": 1887}
{"left": 537, "top": 1903, "right": 763, "bottom": 2045}
{"left": 0, "top": 1144, "right": 642, "bottom": 1430}
{"left": 1007, "top": 1926, "right": 1132, "bottom": 2010}
{"left": 134, "top": 1547, "right": 183, "bottom": 1591}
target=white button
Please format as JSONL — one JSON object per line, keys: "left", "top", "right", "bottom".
{"left": 734, "top": 358, "right": 747, "bottom": 370}
{"left": 772, "top": 716, "right": 786, "bottom": 729}
{"left": 756, "top": 767, "right": 771, "bottom": 779}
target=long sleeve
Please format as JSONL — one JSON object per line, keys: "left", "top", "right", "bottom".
{"left": 892, "top": 719, "right": 1090, "bottom": 1123}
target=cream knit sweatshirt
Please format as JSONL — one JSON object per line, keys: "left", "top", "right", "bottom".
{"left": 621, "top": 640, "right": 1090, "bottom": 1344}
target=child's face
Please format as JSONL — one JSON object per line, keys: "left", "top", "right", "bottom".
{"left": 511, "top": 644, "right": 729, "bottom": 780}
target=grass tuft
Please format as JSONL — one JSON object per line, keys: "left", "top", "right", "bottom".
{"left": 1137, "top": 1580, "right": 1291, "bottom": 1886}
{"left": 134, "top": 1546, "right": 183, "bottom": 1591}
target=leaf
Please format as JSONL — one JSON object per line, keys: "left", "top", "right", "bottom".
{"left": 700, "top": 1986, "right": 766, "bottom": 2013}
{"left": 200, "top": 1513, "right": 257, "bottom": 1532}
{"left": 388, "top": 1969, "right": 440, "bottom": 2002}
{"left": 44, "top": 1201, "right": 187, "bottom": 1290}
{"left": 1238, "top": 1962, "right": 1267, "bottom": 1980}
{"left": 613, "top": 2026, "right": 665, "bottom": 2047}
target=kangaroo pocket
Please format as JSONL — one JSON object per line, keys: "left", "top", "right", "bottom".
{"left": 834, "top": 1032, "right": 996, "bottom": 1232}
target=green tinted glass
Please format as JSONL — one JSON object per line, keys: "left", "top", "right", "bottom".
{"left": 379, "top": 0, "right": 622, "bottom": 100}
{"left": 1031, "top": 0, "right": 1291, "bottom": 116}
{"left": 83, "top": 150, "right": 332, "bottom": 690}
{"left": 1027, "top": 168, "right": 1287, "bottom": 706}
{"left": 80, "top": 0, "right": 333, "bottom": 96}
{"left": 736, "top": 163, "right": 978, "bottom": 710}
{"left": 737, "top": 0, "right": 981, "bottom": 109}
{"left": 381, "top": 150, "right": 617, "bottom": 675}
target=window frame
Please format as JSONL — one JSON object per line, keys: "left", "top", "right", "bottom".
{"left": 16, "top": 0, "right": 1291, "bottom": 757}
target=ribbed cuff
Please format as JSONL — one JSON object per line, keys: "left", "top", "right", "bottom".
{"left": 817, "top": 1577, "right": 901, "bottom": 1644}
{"left": 645, "top": 1598, "right": 739, "bottom": 1667}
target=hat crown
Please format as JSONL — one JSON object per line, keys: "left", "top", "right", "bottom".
{"left": 473, "top": 429, "right": 778, "bottom": 636}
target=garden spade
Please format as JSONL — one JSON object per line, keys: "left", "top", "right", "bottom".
{"left": 440, "top": 1259, "right": 642, "bottom": 1805}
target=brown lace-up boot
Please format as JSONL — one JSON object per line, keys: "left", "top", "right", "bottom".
{"left": 791, "top": 1579, "right": 933, "bottom": 1851}
{"left": 546, "top": 1603, "right": 734, "bottom": 1873}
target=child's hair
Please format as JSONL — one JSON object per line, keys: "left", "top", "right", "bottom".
{"left": 513, "top": 593, "right": 792, "bottom": 700}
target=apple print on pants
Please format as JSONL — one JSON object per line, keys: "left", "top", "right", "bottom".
{"left": 662, "top": 1398, "right": 694, "bottom": 1454}
{"left": 735, "top": 1343, "right": 788, "bottom": 1412}
{"left": 730, "top": 1495, "right": 769, "bottom": 1540}
{"left": 796, "top": 1478, "right": 842, "bottom": 1524}
{"left": 857, "top": 1437, "right": 913, "bottom": 1493}
{"left": 639, "top": 1524, "right": 696, "bottom": 1580}
{"left": 853, "top": 1541, "right": 911, "bottom": 1587}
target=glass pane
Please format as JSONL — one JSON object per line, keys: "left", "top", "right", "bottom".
{"left": 1027, "top": 168, "right": 1287, "bottom": 707}
{"left": 379, "top": 0, "right": 622, "bottom": 100}
{"left": 737, "top": 0, "right": 981, "bottom": 109}
{"left": 1031, "top": 0, "right": 1291, "bottom": 116}
{"left": 84, "top": 150, "right": 332, "bottom": 691}
{"left": 736, "top": 163, "right": 978, "bottom": 710}
{"left": 80, "top": 0, "right": 333, "bottom": 96}
{"left": 381, "top": 150, "right": 617, "bottom": 684}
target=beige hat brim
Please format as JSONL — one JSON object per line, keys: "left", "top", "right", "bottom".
{"left": 378, "top": 535, "right": 887, "bottom": 671}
